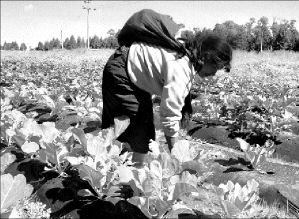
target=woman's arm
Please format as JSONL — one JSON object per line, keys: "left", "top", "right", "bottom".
{"left": 160, "top": 56, "right": 195, "bottom": 151}
{"left": 165, "top": 135, "right": 178, "bottom": 152}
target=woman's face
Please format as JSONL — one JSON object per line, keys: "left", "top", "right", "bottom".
{"left": 198, "top": 61, "right": 218, "bottom": 77}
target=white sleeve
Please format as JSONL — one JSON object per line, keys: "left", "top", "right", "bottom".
{"left": 160, "top": 57, "right": 193, "bottom": 137}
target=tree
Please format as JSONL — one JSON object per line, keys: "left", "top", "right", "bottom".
{"left": 271, "top": 19, "right": 299, "bottom": 50}
{"left": 81, "top": 37, "right": 86, "bottom": 48}
{"left": 213, "top": 21, "right": 247, "bottom": 50}
{"left": 236, "top": 25, "right": 248, "bottom": 50}
{"left": 181, "top": 30, "right": 195, "bottom": 40}
{"left": 253, "top": 16, "right": 272, "bottom": 52}
{"left": 244, "top": 18, "right": 256, "bottom": 51}
{"left": 20, "top": 43, "right": 27, "bottom": 51}
{"left": 103, "top": 29, "right": 118, "bottom": 48}
{"left": 103, "top": 36, "right": 118, "bottom": 48}
{"left": 89, "top": 35, "right": 100, "bottom": 49}
{"left": 37, "top": 42, "right": 44, "bottom": 51}
{"left": 193, "top": 27, "right": 201, "bottom": 34}
{"left": 69, "top": 35, "right": 77, "bottom": 49}
{"left": 289, "top": 20, "right": 299, "bottom": 50}
{"left": 180, "top": 30, "right": 195, "bottom": 48}
{"left": 53, "top": 38, "right": 61, "bottom": 49}
{"left": 3, "top": 42, "right": 9, "bottom": 50}
{"left": 200, "top": 27, "right": 213, "bottom": 35}
{"left": 63, "top": 38, "right": 70, "bottom": 49}
{"left": 10, "top": 41, "right": 19, "bottom": 50}
{"left": 48, "top": 38, "right": 60, "bottom": 50}
{"left": 99, "top": 37, "right": 104, "bottom": 48}
{"left": 44, "top": 41, "right": 50, "bottom": 51}
{"left": 48, "top": 39, "right": 55, "bottom": 50}
{"left": 107, "top": 29, "right": 116, "bottom": 37}
{"left": 76, "top": 36, "right": 82, "bottom": 48}
{"left": 271, "top": 19, "right": 280, "bottom": 50}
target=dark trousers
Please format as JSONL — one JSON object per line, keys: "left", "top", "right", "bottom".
{"left": 101, "top": 47, "right": 155, "bottom": 153}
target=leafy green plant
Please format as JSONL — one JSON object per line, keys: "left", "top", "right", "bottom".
{"left": 215, "top": 179, "right": 260, "bottom": 217}
{"left": 0, "top": 152, "right": 16, "bottom": 174}
{"left": 236, "top": 137, "right": 275, "bottom": 169}
{"left": 62, "top": 116, "right": 130, "bottom": 194}
{"left": 1, "top": 173, "right": 34, "bottom": 216}
{"left": 8, "top": 197, "right": 51, "bottom": 219}
{"left": 118, "top": 140, "right": 205, "bottom": 218}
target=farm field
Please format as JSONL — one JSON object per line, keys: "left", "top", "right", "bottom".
{"left": 1, "top": 49, "right": 299, "bottom": 218}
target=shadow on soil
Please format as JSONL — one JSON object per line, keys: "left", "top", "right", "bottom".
{"left": 189, "top": 123, "right": 299, "bottom": 163}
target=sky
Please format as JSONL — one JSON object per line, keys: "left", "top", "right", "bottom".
{"left": 1, "top": 1, "right": 299, "bottom": 49}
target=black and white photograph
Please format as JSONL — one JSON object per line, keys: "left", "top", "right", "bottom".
{"left": 1, "top": 1, "right": 299, "bottom": 218}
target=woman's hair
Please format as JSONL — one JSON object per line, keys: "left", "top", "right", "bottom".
{"left": 183, "top": 32, "right": 232, "bottom": 73}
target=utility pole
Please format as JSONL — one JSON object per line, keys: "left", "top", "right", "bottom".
{"left": 61, "top": 30, "right": 63, "bottom": 49}
{"left": 260, "top": 30, "right": 263, "bottom": 52}
{"left": 82, "top": 0, "right": 96, "bottom": 49}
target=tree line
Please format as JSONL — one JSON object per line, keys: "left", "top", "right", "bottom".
{"left": 1, "top": 42, "right": 28, "bottom": 51}
{"left": 0, "top": 29, "right": 118, "bottom": 51}
{"left": 35, "top": 31, "right": 118, "bottom": 51}
{"left": 211, "top": 17, "right": 299, "bottom": 51}
{"left": 1, "top": 17, "right": 299, "bottom": 52}
{"left": 184, "top": 17, "right": 299, "bottom": 52}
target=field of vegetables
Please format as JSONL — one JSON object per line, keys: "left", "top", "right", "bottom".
{"left": 1, "top": 49, "right": 299, "bottom": 219}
